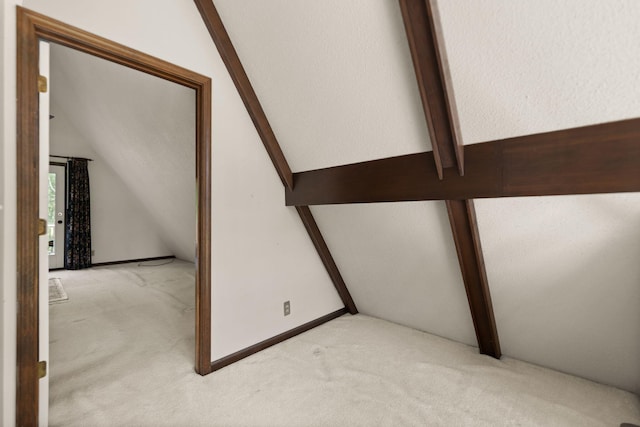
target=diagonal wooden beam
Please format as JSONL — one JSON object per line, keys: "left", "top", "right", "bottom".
{"left": 285, "top": 118, "right": 640, "bottom": 205}
{"left": 446, "top": 200, "right": 500, "bottom": 356}
{"left": 399, "top": 0, "right": 463, "bottom": 178}
{"left": 400, "top": 0, "right": 500, "bottom": 357}
{"left": 194, "top": 0, "right": 357, "bottom": 316}
{"left": 296, "top": 206, "right": 358, "bottom": 314}
{"left": 193, "top": 0, "right": 293, "bottom": 190}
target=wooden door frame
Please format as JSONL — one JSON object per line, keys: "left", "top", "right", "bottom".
{"left": 16, "top": 7, "right": 212, "bottom": 425}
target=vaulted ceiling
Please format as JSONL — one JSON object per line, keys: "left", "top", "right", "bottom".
{"left": 204, "top": 0, "right": 640, "bottom": 393}
{"left": 40, "top": 0, "right": 640, "bottom": 394}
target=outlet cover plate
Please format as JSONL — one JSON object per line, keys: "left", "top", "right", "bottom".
{"left": 284, "top": 301, "right": 290, "bottom": 316}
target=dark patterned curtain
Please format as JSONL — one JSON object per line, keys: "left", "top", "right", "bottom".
{"left": 65, "top": 159, "right": 92, "bottom": 270}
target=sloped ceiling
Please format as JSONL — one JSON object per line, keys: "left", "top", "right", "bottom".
{"left": 34, "top": 0, "right": 639, "bottom": 393}
{"left": 435, "top": 0, "right": 640, "bottom": 144}
{"left": 214, "top": 0, "right": 434, "bottom": 171}
{"left": 214, "top": 0, "right": 478, "bottom": 346}
{"left": 213, "top": 0, "right": 640, "bottom": 392}
{"left": 49, "top": 43, "right": 196, "bottom": 261}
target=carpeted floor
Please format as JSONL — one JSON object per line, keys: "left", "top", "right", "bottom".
{"left": 49, "top": 261, "right": 640, "bottom": 426}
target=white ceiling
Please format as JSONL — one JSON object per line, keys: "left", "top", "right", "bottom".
{"left": 436, "top": 0, "right": 640, "bottom": 144}
{"left": 214, "top": 0, "right": 434, "bottom": 172}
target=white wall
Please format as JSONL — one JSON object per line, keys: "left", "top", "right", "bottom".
{"left": 435, "top": 0, "right": 640, "bottom": 145}
{"left": 476, "top": 194, "right": 640, "bottom": 393}
{"left": 213, "top": 0, "right": 477, "bottom": 350}
{"left": 312, "top": 202, "right": 476, "bottom": 346}
{"left": 49, "top": 104, "right": 173, "bottom": 264}
{"left": 1, "top": 1, "right": 23, "bottom": 424}
{"left": 215, "top": 0, "right": 433, "bottom": 171}
{"left": 19, "top": 0, "right": 343, "bottom": 367}
{"left": 435, "top": 0, "right": 640, "bottom": 393}
{"left": 0, "top": 2, "right": 6, "bottom": 423}
{"left": 207, "top": 0, "right": 640, "bottom": 393}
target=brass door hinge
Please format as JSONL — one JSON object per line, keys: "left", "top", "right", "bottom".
{"left": 38, "top": 360, "right": 47, "bottom": 378}
{"left": 38, "top": 219, "right": 47, "bottom": 236}
{"left": 38, "top": 75, "right": 48, "bottom": 93}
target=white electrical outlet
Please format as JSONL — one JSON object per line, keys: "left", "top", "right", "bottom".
{"left": 284, "top": 301, "right": 290, "bottom": 316}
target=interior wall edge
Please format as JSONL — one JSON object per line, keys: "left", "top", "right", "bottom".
{"left": 2, "top": 1, "right": 23, "bottom": 425}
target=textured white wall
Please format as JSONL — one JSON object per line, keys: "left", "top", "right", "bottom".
{"left": 312, "top": 202, "right": 476, "bottom": 346}
{"left": 0, "top": 2, "right": 5, "bottom": 423}
{"left": 213, "top": 0, "right": 477, "bottom": 351}
{"left": 1, "top": 1, "right": 23, "bottom": 424}
{"left": 436, "top": 0, "right": 640, "bottom": 393}
{"left": 476, "top": 194, "right": 640, "bottom": 393}
{"left": 49, "top": 100, "right": 173, "bottom": 264}
{"left": 214, "top": 0, "right": 433, "bottom": 171}
{"left": 435, "top": 0, "right": 640, "bottom": 145}
{"left": 17, "top": 0, "right": 343, "bottom": 382}
{"left": 210, "top": 0, "right": 640, "bottom": 393}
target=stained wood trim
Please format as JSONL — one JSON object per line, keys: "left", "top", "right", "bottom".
{"left": 446, "top": 200, "right": 500, "bottom": 357}
{"left": 16, "top": 7, "right": 212, "bottom": 425}
{"left": 296, "top": 206, "right": 358, "bottom": 314}
{"left": 87, "top": 255, "right": 176, "bottom": 268}
{"left": 16, "top": 8, "right": 40, "bottom": 425}
{"left": 285, "top": 118, "right": 640, "bottom": 205}
{"left": 398, "top": 0, "right": 463, "bottom": 178}
{"left": 196, "top": 76, "right": 213, "bottom": 377}
{"left": 211, "top": 308, "right": 348, "bottom": 371}
{"left": 194, "top": 1, "right": 357, "bottom": 313}
{"left": 193, "top": 0, "right": 293, "bottom": 190}
{"left": 49, "top": 255, "right": 178, "bottom": 272}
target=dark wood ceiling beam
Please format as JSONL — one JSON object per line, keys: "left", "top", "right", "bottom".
{"left": 194, "top": 0, "right": 357, "bottom": 315}
{"left": 296, "top": 206, "right": 358, "bottom": 314}
{"left": 399, "top": 0, "right": 463, "bottom": 178}
{"left": 193, "top": 0, "right": 293, "bottom": 190}
{"left": 400, "top": 0, "right": 499, "bottom": 358}
{"left": 446, "top": 200, "right": 501, "bottom": 357}
{"left": 286, "top": 118, "right": 640, "bottom": 206}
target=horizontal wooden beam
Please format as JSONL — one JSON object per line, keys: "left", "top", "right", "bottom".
{"left": 286, "top": 118, "right": 640, "bottom": 205}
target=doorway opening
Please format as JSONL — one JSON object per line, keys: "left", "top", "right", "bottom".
{"left": 16, "top": 7, "right": 212, "bottom": 426}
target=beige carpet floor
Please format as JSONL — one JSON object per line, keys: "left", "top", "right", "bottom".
{"left": 49, "top": 261, "right": 640, "bottom": 426}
